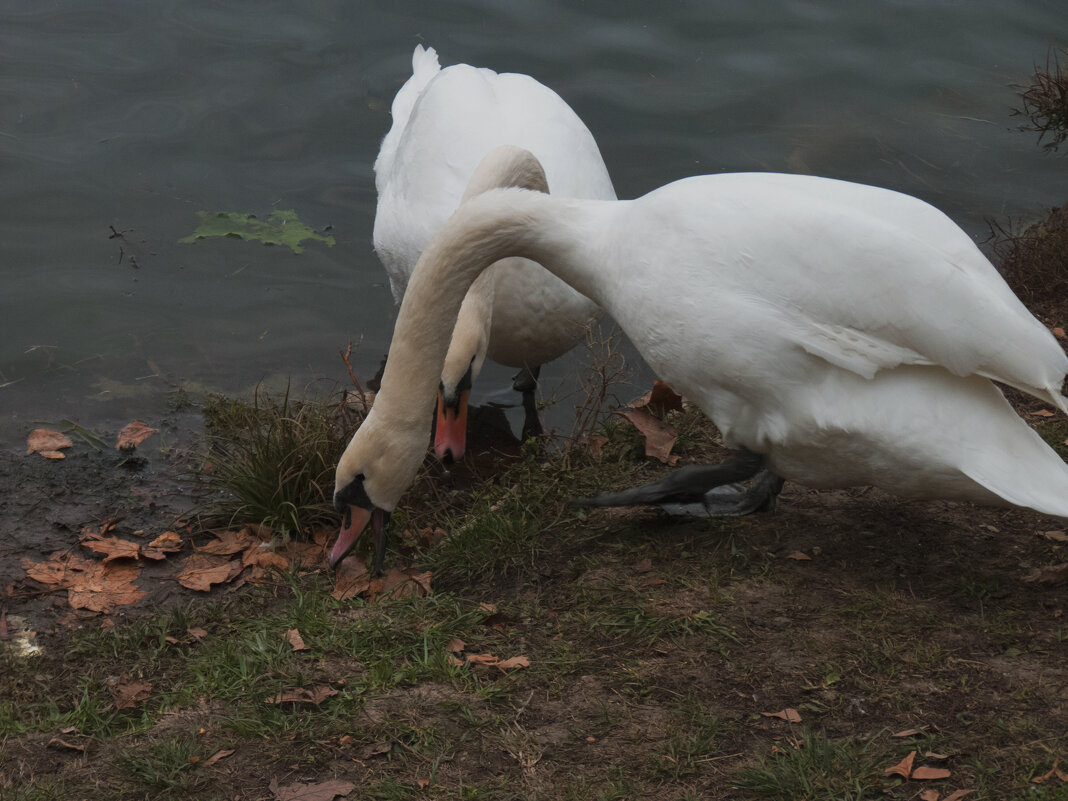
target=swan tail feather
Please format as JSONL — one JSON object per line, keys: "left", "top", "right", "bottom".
{"left": 961, "top": 422, "right": 1068, "bottom": 519}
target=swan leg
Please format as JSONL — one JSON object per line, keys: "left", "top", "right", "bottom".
{"left": 513, "top": 365, "right": 543, "bottom": 441}
{"left": 572, "top": 450, "right": 784, "bottom": 516}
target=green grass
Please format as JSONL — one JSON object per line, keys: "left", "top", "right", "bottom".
{"left": 117, "top": 733, "right": 206, "bottom": 797}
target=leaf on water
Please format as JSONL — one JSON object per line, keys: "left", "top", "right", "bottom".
{"left": 203, "top": 748, "right": 235, "bottom": 767}
{"left": 1023, "top": 562, "right": 1068, "bottom": 584}
{"left": 266, "top": 685, "right": 338, "bottom": 706}
{"left": 80, "top": 534, "right": 141, "bottom": 562}
{"left": 628, "top": 380, "right": 684, "bottom": 416}
{"left": 884, "top": 751, "right": 916, "bottom": 779}
{"left": 116, "top": 420, "right": 157, "bottom": 451}
{"left": 761, "top": 708, "right": 802, "bottom": 723}
{"left": 617, "top": 407, "right": 678, "bottom": 464}
{"left": 107, "top": 674, "right": 153, "bottom": 710}
{"left": 26, "top": 428, "right": 73, "bottom": 459}
{"left": 181, "top": 209, "right": 335, "bottom": 254}
{"left": 912, "top": 766, "right": 952, "bottom": 780}
{"left": 286, "top": 628, "right": 309, "bottom": 651}
{"left": 268, "top": 777, "right": 355, "bottom": 801}
{"left": 176, "top": 553, "right": 236, "bottom": 592}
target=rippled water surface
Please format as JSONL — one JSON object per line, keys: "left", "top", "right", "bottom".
{"left": 1, "top": 1, "right": 1065, "bottom": 442}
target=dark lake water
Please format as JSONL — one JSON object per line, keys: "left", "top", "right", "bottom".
{"left": 2, "top": 1, "right": 1066, "bottom": 447}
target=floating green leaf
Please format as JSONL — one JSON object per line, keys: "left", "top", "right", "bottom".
{"left": 180, "top": 209, "right": 335, "bottom": 254}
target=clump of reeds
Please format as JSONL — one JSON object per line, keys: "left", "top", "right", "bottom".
{"left": 1012, "top": 47, "right": 1068, "bottom": 153}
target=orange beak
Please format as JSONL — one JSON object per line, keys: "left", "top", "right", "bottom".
{"left": 329, "top": 505, "right": 390, "bottom": 574}
{"left": 434, "top": 387, "right": 469, "bottom": 463}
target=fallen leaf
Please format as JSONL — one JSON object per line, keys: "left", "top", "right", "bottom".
{"left": 941, "top": 791, "right": 975, "bottom": 801}
{"left": 919, "top": 790, "right": 940, "bottom": 801}
{"left": 196, "top": 528, "right": 259, "bottom": 556}
{"left": 26, "top": 428, "right": 73, "bottom": 459}
{"left": 445, "top": 638, "right": 465, "bottom": 653}
{"left": 331, "top": 556, "right": 371, "bottom": 601}
{"left": 466, "top": 653, "right": 499, "bottom": 666}
{"left": 1024, "top": 563, "right": 1068, "bottom": 584}
{"left": 267, "top": 685, "right": 338, "bottom": 706}
{"left": 628, "top": 380, "right": 684, "bottom": 416}
{"left": 107, "top": 674, "right": 153, "bottom": 710}
{"left": 617, "top": 407, "right": 678, "bottom": 463}
{"left": 357, "top": 741, "right": 392, "bottom": 759}
{"left": 479, "top": 602, "right": 499, "bottom": 615}
{"left": 762, "top": 708, "right": 802, "bottom": 723}
{"left": 417, "top": 778, "right": 430, "bottom": 789}
{"left": 286, "top": 628, "right": 309, "bottom": 651}
{"left": 631, "top": 558, "right": 654, "bottom": 573}
{"left": 1054, "top": 327, "right": 1066, "bottom": 339}
{"left": 80, "top": 534, "right": 141, "bottom": 562}
{"left": 116, "top": 420, "right": 158, "bottom": 451}
{"left": 884, "top": 751, "right": 916, "bottom": 779}
{"left": 47, "top": 736, "right": 86, "bottom": 752}
{"left": 913, "top": 766, "right": 951, "bottom": 780}
{"left": 244, "top": 548, "right": 290, "bottom": 572}
{"left": 176, "top": 553, "right": 236, "bottom": 592}
{"left": 187, "top": 626, "right": 208, "bottom": 640}
{"left": 497, "top": 655, "right": 530, "bottom": 670}
{"left": 268, "top": 777, "right": 356, "bottom": 801}
{"left": 1033, "top": 759, "right": 1067, "bottom": 784}
{"left": 785, "top": 551, "right": 812, "bottom": 561}
{"left": 379, "top": 567, "right": 433, "bottom": 599}
{"left": 22, "top": 553, "right": 146, "bottom": 613}
{"left": 1033, "top": 409, "right": 1056, "bottom": 417}
{"left": 149, "top": 531, "right": 183, "bottom": 552}
{"left": 586, "top": 434, "right": 608, "bottom": 457}
{"left": 1038, "top": 530, "right": 1068, "bottom": 543}
{"left": 203, "top": 748, "right": 236, "bottom": 767}
{"left": 447, "top": 654, "right": 465, "bottom": 667}
{"left": 891, "top": 728, "right": 927, "bottom": 738}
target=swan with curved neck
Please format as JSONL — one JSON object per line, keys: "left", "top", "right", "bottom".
{"left": 373, "top": 45, "right": 616, "bottom": 464}
{"left": 331, "top": 146, "right": 1068, "bottom": 570}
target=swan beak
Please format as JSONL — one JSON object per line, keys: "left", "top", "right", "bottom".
{"left": 328, "top": 506, "right": 391, "bottom": 574}
{"left": 434, "top": 387, "right": 469, "bottom": 463}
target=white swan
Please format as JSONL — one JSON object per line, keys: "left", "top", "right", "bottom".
{"left": 373, "top": 45, "right": 616, "bottom": 462}
{"left": 330, "top": 146, "right": 1068, "bottom": 570}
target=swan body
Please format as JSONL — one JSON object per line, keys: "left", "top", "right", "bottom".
{"left": 331, "top": 147, "right": 1068, "bottom": 568}
{"left": 373, "top": 45, "right": 616, "bottom": 459}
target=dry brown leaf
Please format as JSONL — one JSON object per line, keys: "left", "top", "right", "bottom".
{"left": 379, "top": 567, "right": 433, "bottom": 599}
{"left": 203, "top": 748, "right": 235, "bottom": 767}
{"left": 47, "top": 736, "right": 86, "bottom": 752}
{"left": 941, "top": 791, "right": 975, "bottom": 801}
{"left": 1024, "top": 563, "right": 1068, "bottom": 584}
{"left": 176, "top": 553, "right": 235, "bottom": 592}
{"left": 891, "top": 728, "right": 927, "bottom": 738}
{"left": 187, "top": 626, "right": 208, "bottom": 640}
{"left": 149, "top": 531, "right": 183, "bottom": 552}
{"left": 286, "top": 628, "right": 309, "bottom": 651}
{"left": 108, "top": 674, "right": 153, "bottom": 710}
{"left": 331, "top": 556, "right": 371, "bottom": 601}
{"left": 628, "top": 380, "right": 684, "bottom": 416}
{"left": 244, "top": 547, "right": 290, "bottom": 571}
{"left": 497, "top": 655, "right": 530, "bottom": 670}
{"left": 586, "top": 434, "right": 608, "bottom": 458}
{"left": 267, "top": 685, "right": 338, "bottom": 706}
{"left": 761, "top": 708, "right": 802, "bottom": 723}
{"left": 197, "top": 528, "right": 258, "bottom": 556}
{"left": 42, "top": 555, "right": 145, "bottom": 613}
{"left": 617, "top": 407, "right": 678, "bottom": 463}
{"left": 417, "top": 778, "right": 430, "bottom": 789}
{"left": 268, "top": 777, "right": 356, "bottom": 801}
{"left": 466, "top": 653, "right": 499, "bottom": 666}
{"left": 631, "top": 558, "right": 654, "bottom": 574}
{"left": 919, "top": 790, "right": 940, "bottom": 801}
{"left": 81, "top": 534, "right": 141, "bottom": 562}
{"left": 1033, "top": 408, "right": 1056, "bottom": 417}
{"left": 1054, "top": 327, "right": 1067, "bottom": 339}
{"left": 26, "top": 428, "right": 73, "bottom": 459}
{"left": 116, "top": 420, "right": 158, "bottom": 451}
{"left": 785, "top": 551, "right": 812, "bottom": 561}
{"left": 1038, "top": 530, "right": 1068, "bottom": 543}
{"left": 445, "top": 638, "right": 465, "bottom": 653}
{"left": 884, "top": 751, "right": 916, "bottom": 779}
{"left": 1033, "top": 759, "right": 1067, "bottom": 784}
{"left": 447, "top": 654, "right": 465, "bottom": 667}
{"left": 357, "top": 741, "right": 392, "bottom": 759}
{"left": 913, "top": 766, "right": 951, "bottom": 780}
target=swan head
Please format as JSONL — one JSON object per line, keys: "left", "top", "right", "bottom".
{"left": 330, "top": 407, "right": 428, "bottom": 572}
{"left": 435, "top": 356, "right": 476, "bottom": 463}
